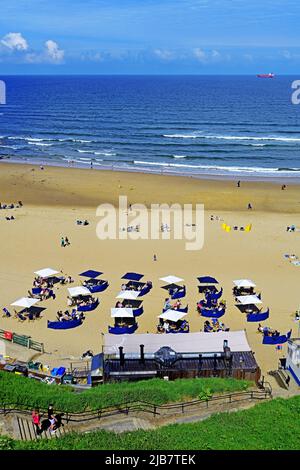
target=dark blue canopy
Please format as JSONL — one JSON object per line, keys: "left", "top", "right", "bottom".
{"left": 122, "top": 272, "right": 144, "bottom": 281}
{"left": 198, "top": 276, "right": 218, "bottom": 284}
{"left": 79, "top": 270, "right": 103, "bottom": 279}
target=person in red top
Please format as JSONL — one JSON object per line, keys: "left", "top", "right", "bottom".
{"left": 32, "top": 410, "right": 41, "bottom": 435}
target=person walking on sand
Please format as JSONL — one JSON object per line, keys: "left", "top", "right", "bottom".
{"left": 65, "top": 236, "right": 70, "bottom": 246}
{"left": 237, "top": 180, "right": 241, "bottom": 188}
{"left": 61, "top": 237, "right": 65, "bottom": 248}
{"left": 248, "top": 203, "right": 252, "bottom": 210}
{"left": 153, "top": 254, "right": 157, "bottom": 262}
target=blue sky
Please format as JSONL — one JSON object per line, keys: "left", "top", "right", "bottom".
{"left": 0, "top": 0, "right": 299, "bottom": 74}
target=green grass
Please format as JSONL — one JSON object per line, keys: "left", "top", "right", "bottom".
{"left": 0, "top": 371, "right": 251, "bottom": 412}
{"left": 1, "top": 396, "right": 299, "bottom": 450}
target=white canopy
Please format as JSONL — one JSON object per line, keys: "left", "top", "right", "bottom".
{"left": 233, "top": 279, "right": 256, "bottom": 288}
{"left": 116, "top": 290, "right": 140, "bottom": 300}
{"left": 11, "top": 297, "right": 40, "bottom": 308}
{"left": 236, "top": 295, "right": 262, "bottom": 305}
{"left": 158, "top": 310, "right": 187, "bottom": 322}
{"left": 34, "top": 268, "right": 60, "bottom": 278}
{"left": 111, "top": 308, "right": 134, "bottom": 318}
{"left": 159, "top": 275, "right": 184, "bottom": 284}
{"left": 68, "top": 286, "right": 91, "bottom": 297}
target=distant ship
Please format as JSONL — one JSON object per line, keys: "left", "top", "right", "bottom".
{"left": 257, "top": 73, "right": 275, "bottom": 78}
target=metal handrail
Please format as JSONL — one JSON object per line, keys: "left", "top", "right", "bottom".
{"left": 0, "top": 387, "right": 271, "bottom": 422}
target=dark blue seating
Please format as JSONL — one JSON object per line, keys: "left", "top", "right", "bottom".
{"left": 199, "top": 307, "right": 226, "bottom": 318}
{"left": 77, "top": 298, "right": 99, "bottom": 312}
{"left": 108, "top": 323, "right": 138, "bottom": 335}
{"left": 133, "top": 305, "right": 144, "bottom": 317}
{"left": 262, "top": 330, "right": 292, "bottom": 345}
{"left": 138, "top": 284, "right": 152, "bottom": 297}
{"left": 32, "top": 287, "right": 42, "bottom": 295}
{"left": 170, "top": 286, "right": 186, "bottom": 299}
{"left": 88, "top": 281, "right": 109, "bottom": 293}
{"left": 206, "top": 287, "right": 223, "bottom": 301}
{"left": 166, "top": 323, "right": 190, "bottom": 334}
{"left": 163, "top": 305, "right": 188, "bottom": 313}
{"left": 2, "top": 308, "right": 11, "bottom": 317}
{"left": 247, "top": 309, "right": 269, "bottom": 322}
{"left": 47, "top": 319, "right": 82, "bottom": 330}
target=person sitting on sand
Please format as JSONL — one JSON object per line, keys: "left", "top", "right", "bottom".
{"left": 56, "top": 311, "right": 63, "bottom": 321}
{"left": 173, "top": 299, "right": 182, "bottom": 310}
{"left": 204, "top": 320, "right": 213, "bottom": 332}
{"left": 164, "top": 298, "right": 172, "bottom": 310}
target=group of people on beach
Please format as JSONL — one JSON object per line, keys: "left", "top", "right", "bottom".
{"left": 56, "top": 309, "right": 85, "bottom": 323}
{"left": 61, "top": 236, "right": 70, "bottom": 247}
{"left": 163, "top": 298, "right": 182, "bottom": 311}
{"left": 0, "top": 201, "right": 23, "bottom": 209}
{"left": 257, "top": 323, "right": 281, "bottom": 337}
{"left": 67, "top": 294, "right": 96, "bottom": 308}
{"left": 120, "top": 280, "right": 152, "bottom": 292}
{"left": 204, "top": 319, "right": 229, "bottom": 333}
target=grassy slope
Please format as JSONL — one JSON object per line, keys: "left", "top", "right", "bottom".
{"left": 0, "top": 372, "right": 250, "bottom": 411}
{"left": 2, "top": 396, "right": 299, "bottom": 450}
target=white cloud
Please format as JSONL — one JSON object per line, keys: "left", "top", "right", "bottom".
{"left": 25, "top": 39, "right": 64, "bottom": 64}
{"left": 45, "top": 40, "right": 64, "bottom": 62}
{"left": 1, "top": 32, "right": 28, "bottom": 51}
{"left": 153, "top": 49, "right": 174, "bottom": 60}
{"left": 193, "top": 48, "right": 206, "bottom": 62}
{"left": 211, "top": 49, "right": 220, "bottom": 59}
{"left": 194, "top": 48, "right": 229, "bottom": 63}
{"left": 280, "top": 50, "right": 300, "bottom": 60}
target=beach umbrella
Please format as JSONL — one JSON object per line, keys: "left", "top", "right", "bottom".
{"left": 197, "top": 276, "right": 218, "bottom": 284}
{"left": 111, "top": 308, "right": 134, "bottom": 318}
{"left": 68, "top": 286, "right": 91, "bottom": 297}
{"left": 116, "top": 290, "right": 140, "bottom": 300}
{"left": 79, "top": 270, "right": 103, "bottom": 278}
{"left": 11, "top": 297, "right": 40, "bottom": 309}
{"left": 159, "top": 275, "right": 184, "bottom": 284}
{"left": 158, "top": 310, "right": 187, "bottom": 322}
{"left": 236, "top": 295, "right": 262, "bottom": 305}
{"left": 34, "top": 268, "right": 60, "bottom": 279}
{"left": 233, "top": 279, "right": 256, "bottom": 288}
{"left": 122, "top": 272, "right": 144, "bottom": 281}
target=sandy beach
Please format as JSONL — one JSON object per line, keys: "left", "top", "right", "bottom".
{"left": 0, "top": 162, "right": 300, "bottom": 379}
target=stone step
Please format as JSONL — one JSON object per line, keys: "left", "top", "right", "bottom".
{"left": 15, "top": 416, "right": 70, "bottom": 441}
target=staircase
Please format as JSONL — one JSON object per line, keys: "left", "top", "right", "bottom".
{"left": 15, "top": 416, "right": 70, "bottom": 441}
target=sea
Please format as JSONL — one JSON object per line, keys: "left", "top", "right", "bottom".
{"left": 0, "top": 75, "right": 300, "bottom": 179}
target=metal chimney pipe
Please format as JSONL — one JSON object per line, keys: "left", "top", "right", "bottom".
{"left": 119, "top": 346, "right": 125, "bottom": 367}
{"left": 140, "top": 344, "right": 145, "bottom": 364}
